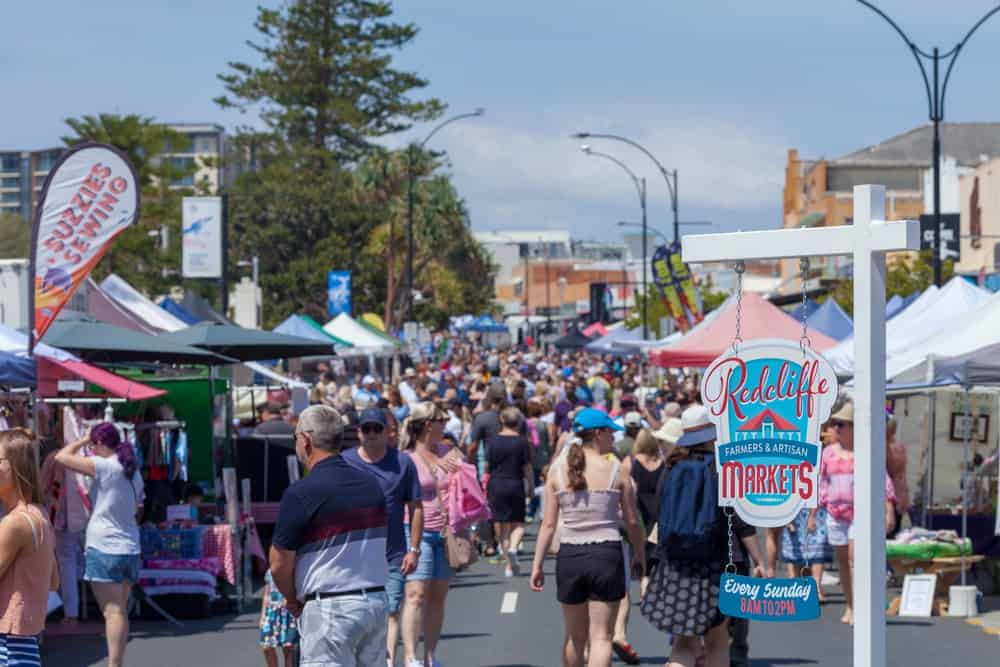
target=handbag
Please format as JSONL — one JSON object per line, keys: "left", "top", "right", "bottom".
{"left": 443, "top": 526, "right": 478, "bottom": 571}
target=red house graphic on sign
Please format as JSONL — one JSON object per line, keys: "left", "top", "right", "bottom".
{"left": 736, "top": 408, "right": 799, "bottom": 441}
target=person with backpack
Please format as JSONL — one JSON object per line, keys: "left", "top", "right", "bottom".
{"left": 529, "top": 408, "right": 645, "bottom": 667}
{"left": 640, "top": 405, "right": 768, "bottom": 667}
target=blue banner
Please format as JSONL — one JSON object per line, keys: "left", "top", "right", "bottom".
{"left": 327, "top": 271, "right": 352, "bottom": 317}
{"left": 719, "top": 574, "right": 820, "bottom": 622}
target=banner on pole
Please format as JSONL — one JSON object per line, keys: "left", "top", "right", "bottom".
{"left": 182, "top": 197, "right": 223, "bottom": 278}
{"left": 701, "top": 339, "right": 838, "bottom": 528}
{"left": 651, "top": 242, "right": 702, "bottom": 332}
{"left": 327, "top": 270, "right": 352, "bottom": 317}
{"left": 30, "top": 143, "right": 140, "bottom": 343}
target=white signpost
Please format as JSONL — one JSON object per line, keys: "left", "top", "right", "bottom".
{"left": 683, "top": 185, "right": 920, "bottom": 667}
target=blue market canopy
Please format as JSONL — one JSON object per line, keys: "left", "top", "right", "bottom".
{"left": 804, "top": 299, "right": 853, "bottom": 341}
{"left": 790, "top": 298, "right": 820, "bottom": 322}
{"left": 158, "top": 298, "right": 201, "bottom": 326}
{"left": 0, "top": 351, "right": 35, "bottom": 388}
{"left": 464, "top": 315, "right": 507, "bottom": 333}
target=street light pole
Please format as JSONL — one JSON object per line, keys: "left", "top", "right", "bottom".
{"left": 572, "top": 132, "right": 680, "bottom": 243}
{"left": 856, "top": 1, "right": 1000, "bottom": 286}
{"left": 580, "top": 146, "right": 648, "bottom": 340}
{"left": 406, "top": 109, "right": 485, "bottom": 322}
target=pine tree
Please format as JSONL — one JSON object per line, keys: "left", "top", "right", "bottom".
{"left": 217, "top": 0, "right": 499, "bottom": 330}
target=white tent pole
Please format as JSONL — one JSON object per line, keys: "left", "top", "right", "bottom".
{"left": 961, "top": 389, "right": 970, "bottom": 586}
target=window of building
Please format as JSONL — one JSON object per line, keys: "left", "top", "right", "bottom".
{"left": 192, "top": 133, "right": 219, "bottom": 154}
{"left": 0, "top": 155, "right": 20, "bottom": 172}
{"left": 35, "top": 151, "right": 61, "bottom": 172}
{"left": 169, "top": 156, "right": 196, "bottom": 186}
{"left": 1, "top": 191, "right": 21, "bottom": 202}
{"left": 0, "top": 177, "right": 19, "bottom": 188}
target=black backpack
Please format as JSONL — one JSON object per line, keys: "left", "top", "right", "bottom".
{"left": 656, "top": 453, "right": 721, "bottom": 561}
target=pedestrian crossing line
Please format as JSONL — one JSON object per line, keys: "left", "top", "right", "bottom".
{"left": 500, "top": 592, "right": 518, "bottom": 614}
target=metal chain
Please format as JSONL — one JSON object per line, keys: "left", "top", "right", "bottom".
{"left": 725, "top": 507, "right": 736, "bottom": 573}
{"left": 799, "top": 257, "right": 811, "bottom": 355}
{"left": 732, "top": 262, "right": 745, "bottom": 353}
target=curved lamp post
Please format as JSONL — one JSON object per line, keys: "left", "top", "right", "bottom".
{"left": 573, "top": 132, "right": 679, "bottom": 243}
{"left": 407, "top": 108, "right": 485, "bottom": 320}
{"left": 856, "top": 1, "right": 1000, "bottom": 286}
{"left": 581, "top": 145, "right": 649, "bottom": 340}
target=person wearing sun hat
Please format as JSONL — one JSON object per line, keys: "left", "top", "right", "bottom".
{"left": 530, "top": 407, "right": 646, "bottom": 667}
{"left": 640, "top": 404, "right": 767, "bottom": 667}
{"left": 817, "top": 399, "right": 897, "bottom": 627}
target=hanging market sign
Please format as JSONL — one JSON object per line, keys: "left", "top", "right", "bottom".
{"left": 30, "top": 143, "right": 140, "bottom": 346}
{"left": 719, "top": 573, "right": 820, "bottom": 622}
{"left": 701, "top": 339, "right": 838, "bottom": 528}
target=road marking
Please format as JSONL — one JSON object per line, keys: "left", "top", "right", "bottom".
{"left": 500, "top": 591, "right": 518, "bottom": 614}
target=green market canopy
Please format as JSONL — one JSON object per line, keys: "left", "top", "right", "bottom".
{"left": 159, "top": 321, "right": 336, "bottom": 362}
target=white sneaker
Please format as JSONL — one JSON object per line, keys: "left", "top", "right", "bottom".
{"left": 504, "top": 566, "right": 513, "bottom": 578}
{"left": 508, "top": 549, "right": 521, "bottom": 575}
{"left": 406, "top": 659, "right": 423, "bottom": 667}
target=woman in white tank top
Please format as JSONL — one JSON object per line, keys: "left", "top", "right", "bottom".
{"left": 530, "top": 409, "right": 645, "bottom": 667}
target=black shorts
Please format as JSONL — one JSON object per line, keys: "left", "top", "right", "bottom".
{"left": 556, "top": 541, "right": 626, "bottom": 605}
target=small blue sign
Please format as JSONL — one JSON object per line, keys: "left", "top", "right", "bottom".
{"left": 719, "top": 574, "right": 820, "bottom": 622}
{"left": 327, "top": 271, "right": 351, "bottom": 317}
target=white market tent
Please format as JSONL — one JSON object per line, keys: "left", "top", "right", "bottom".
{"left": 826, "top": 278, "right": 990, "bottom": 377}
{"left": 99, "top": 274, "right": 308, "bottom": 388}
{"left": 323, "top": 313, "right": 396, "bottom": 356}
{"left": 888, "top": 288, "right": 1000, "bottom": 381}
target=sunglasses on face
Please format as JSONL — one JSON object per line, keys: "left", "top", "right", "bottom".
{"left": 361, "top": 424, "right": 385, "bottom": 435}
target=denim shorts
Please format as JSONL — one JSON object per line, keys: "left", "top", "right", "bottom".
{"left": 403, "top": 528, "right": 452, "bottom": 581}
{"left": 299, "top": 591, "right": 387, "bottom": 666}
{"left": 386, "top": 564, "right": 405, "bottom": 614}
{"left": 84, "top": 548, "right": 140, "bottom": 584}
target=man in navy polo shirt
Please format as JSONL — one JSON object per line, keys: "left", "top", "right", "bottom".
{"left": 270, "top": 404, "right": 389, "bottom": 666}
{"left": 342, "top": 407, "right": 423, "bottom": 667}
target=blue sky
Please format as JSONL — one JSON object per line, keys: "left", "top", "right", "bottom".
{"left": 4, "top": 1, "right": 1000, "bottom": 242}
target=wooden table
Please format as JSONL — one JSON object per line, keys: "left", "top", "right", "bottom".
{"left": 887, "top": 555, "right": 985, "bottom": 616}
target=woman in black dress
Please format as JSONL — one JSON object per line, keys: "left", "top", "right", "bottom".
{"left": 486, "top": 407, "right": 534, "bottom": 578}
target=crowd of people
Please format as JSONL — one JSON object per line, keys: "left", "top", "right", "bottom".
{"left": 0, "top": 341, "right": 912, "bottom": 667}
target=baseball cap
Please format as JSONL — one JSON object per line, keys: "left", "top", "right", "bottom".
{"left": 624, "top": 411, "right": 642, "bottom": 428}
{"left": 358, "top": 407, "right": 387, "bottom": 427}
{"left": 361, "top": 375, "right": 376, "bottom": 386}
{"left": 404, "top": 368, "right": 417, "bottom": 379}
{"left": 572, "top": 407, "right": 625, "bottom": 434}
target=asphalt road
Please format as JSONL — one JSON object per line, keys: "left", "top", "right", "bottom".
{"left": 42, "top": 526, "right": 999, "bottom": 666}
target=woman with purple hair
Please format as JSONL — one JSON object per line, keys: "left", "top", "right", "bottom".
{"left": 56, "top": 422, "right": 144, "bottom": 667}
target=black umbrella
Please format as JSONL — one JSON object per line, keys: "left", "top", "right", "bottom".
{"left": 158, "top": 321, "right": 336, "bottom": 362}
{"left": 43, "top": 318, "right": 235, "bottom": 365}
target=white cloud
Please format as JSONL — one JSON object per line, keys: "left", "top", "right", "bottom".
{"left": 419, "top": 107, "right": 789, "bottom": 234}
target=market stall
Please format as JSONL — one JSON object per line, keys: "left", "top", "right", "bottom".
{"left": 650, "top": 292, "right": 837, "bottom": 368}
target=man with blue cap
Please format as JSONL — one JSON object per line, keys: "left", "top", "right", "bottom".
{"left": 342, "top": 407, "right": 423, "bottom": 666}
